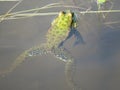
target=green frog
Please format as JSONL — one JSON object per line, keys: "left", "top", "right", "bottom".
{"left": 0, "top": 10, "right": 84, "bottom": 90}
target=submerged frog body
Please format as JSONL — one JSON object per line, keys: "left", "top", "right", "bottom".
{"left": 0, "top": 10, "right": 84, "bottom": 90}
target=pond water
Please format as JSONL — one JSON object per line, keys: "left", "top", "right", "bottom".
{"left": 0, "top": 0, "right": 120, "bottom": 90}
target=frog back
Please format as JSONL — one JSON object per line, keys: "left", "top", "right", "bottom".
{"left": 46, "top": 11, "right": 73, "bottom": 49}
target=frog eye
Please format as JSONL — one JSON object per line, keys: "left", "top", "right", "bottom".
{"left": 58, "top": 11, "right": 64, "bottom": 17}
{"left": 73, "top": 23, "right": 77, "bottom": 28}
{"left": 64, "top": 10, "right": 72, "bottom": 16}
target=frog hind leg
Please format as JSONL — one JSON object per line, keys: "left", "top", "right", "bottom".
{"left": 51, "top": 47, "right": 79, "bottom": 90}
{"left": 0, "top": 44, "right": 48, "bottom": 78}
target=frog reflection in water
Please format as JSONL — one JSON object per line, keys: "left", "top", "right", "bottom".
{"left": 1, "top": 10, "right": 84, "bottom": 90}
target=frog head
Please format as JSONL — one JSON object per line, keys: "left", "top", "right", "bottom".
{"left": 51, "top": 10, "right": 77, "bottom": 30}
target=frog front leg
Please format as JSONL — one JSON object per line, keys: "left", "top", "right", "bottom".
{"left": 58, "top": 27, "right": 85, "bottom": 48}
{"left": 51, "top": 47, "right": 79, "bottom": 90}
{"left": 0, "top": 44, "right": 48, "bottom": 77}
